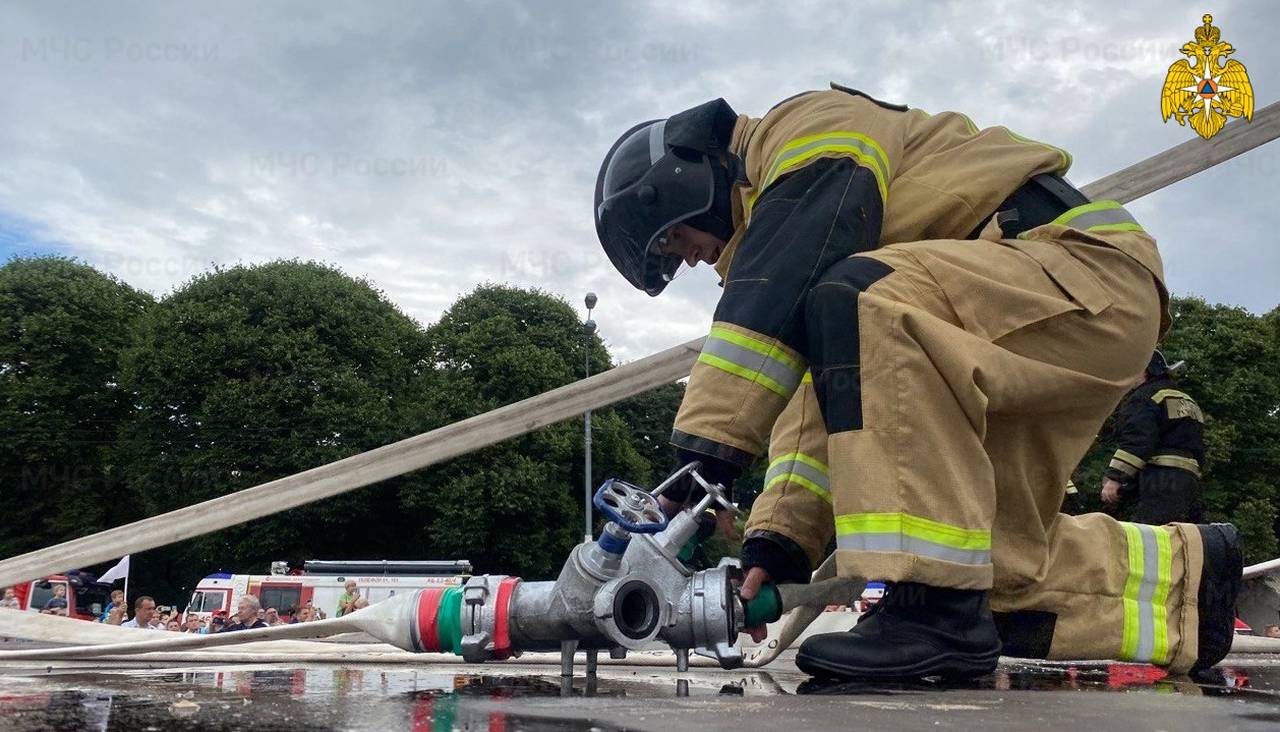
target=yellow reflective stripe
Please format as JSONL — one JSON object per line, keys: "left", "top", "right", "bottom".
{"left": 1120, "top": 522, "right": 1144, "bottom": 660}
{"left": 1113, "top": 449, "right": 1146, "bottom": 470}
{"left": 709, "top": 326, "right": 804, "bottom": 372}
{"left": 1151, "top": 389, "right": 1192, "bottom": 403}
{"left": 801, "top": 370, "right": 813, "bottom": 384}
{"left": 1052, "top": 200, "right": 1119, "bottom": 226}
{"left": 1108, "top": 460, "right": 1138, "bottom": 477}
{"left": 1003, "top": 127, "right": 1072, "bottom": 173}
{"left": 835, "top": 513, "right": 991, "bottom": 551}
{"left": 774, "top": 451, "right": 828, "bottom": 475}
{"left": 699, "top": 326, "right": 806, "bottom": 398}
{"left": 1051, "top": 200, "right": 1145, "bottom": 233}
{"left": 764, "top": 452, "right": 831, "bottom": 503}
{"left": 1152, "top": 527, "right": 1173, "bottom": 664}
{"left": 697, "top": 352, "right": 791, "bottom": 398}
{"left": 1149, "top": 454, "right": 1201, "bottom": 477}
{"left": 748, "top": 130, "right": 891, "bottom": 215}
{"left": 764, "top": 472, "right": 832, "bottom": 503}
{"left": 1119, "top": 522, "right": 1175, "bottom": 663}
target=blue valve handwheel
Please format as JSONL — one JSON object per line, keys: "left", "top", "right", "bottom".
{"left": 593, "top": 479, "right": 668, "bottom": 534}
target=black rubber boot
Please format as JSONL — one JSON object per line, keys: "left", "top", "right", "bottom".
{"left": 796, "top": 582, "right": 1001, "bottom": 680}
{"left": 1191, "top": 523, "right": 1242, "bottom": 673}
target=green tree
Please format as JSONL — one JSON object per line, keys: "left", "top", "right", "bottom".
{"left": 117, "top": 260, "right": 445, "bottom": 599}
{"left": 0, "top": 257, "right": 152, "bottom": 560}
{"left": 402, "top": 284, "right": 652, "bottom": 578}
{"left": 611, "top": 382, "right": 685, "bottom": 487}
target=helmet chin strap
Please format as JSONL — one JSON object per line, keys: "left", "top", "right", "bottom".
{"left": 684, "top": 156, "right": 738, "bottom": 243}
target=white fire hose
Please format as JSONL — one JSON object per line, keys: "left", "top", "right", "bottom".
{"left": 4, "top": 552, "right": 1278, "bottom": 667}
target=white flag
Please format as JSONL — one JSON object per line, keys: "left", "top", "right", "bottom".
{"left": 98, "top": 555, "right": 130, "bottom": 584}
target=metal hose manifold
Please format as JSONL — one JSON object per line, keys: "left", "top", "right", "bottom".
{"left": 407, "top": 465, "right": 751, "bottom": 668}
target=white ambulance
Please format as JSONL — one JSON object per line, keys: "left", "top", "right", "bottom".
{"left": 187, "top": 560, "right": 470, "bottom": 622}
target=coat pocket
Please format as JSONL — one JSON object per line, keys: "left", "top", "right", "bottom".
{"left": 1001, "top": 236, "right": 1113, "bottom": 316}
{"left": 911, "top": 238, "right": 1108, "bottom": 343}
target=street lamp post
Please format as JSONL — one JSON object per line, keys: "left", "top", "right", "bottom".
{"left": 583, "top": 292, "right": 598, "bottom": 543}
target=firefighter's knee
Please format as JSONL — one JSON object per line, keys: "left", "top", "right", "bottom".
{"left": 805, "top": 256, "right": 895, "bottom": 433}
{"left": 805, "top": 256, "right": 894, "bottom": 355}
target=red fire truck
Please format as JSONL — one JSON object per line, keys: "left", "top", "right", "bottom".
{"left": 10, "top": 573, "right": 113, "bottom": 621}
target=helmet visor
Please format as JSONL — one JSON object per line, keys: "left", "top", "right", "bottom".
{"left": 595, "top": 124, "right": 715, "bottom": 295}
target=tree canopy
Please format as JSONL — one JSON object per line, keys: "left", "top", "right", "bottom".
{"left": 116, "top": 260, "right": 445, "bottom": 595}
{"left": 0, "top": 257, "right": 152, "bottom": 559}
{"left": 3, "top": 257, "right": 1278, "bottom": 602}
{"left": 400, "top": 284, "right": 652, "bottom": 579}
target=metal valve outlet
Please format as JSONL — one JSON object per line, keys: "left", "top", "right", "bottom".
{"left": 400, "top": 465, "right": 752, "bottom": 670}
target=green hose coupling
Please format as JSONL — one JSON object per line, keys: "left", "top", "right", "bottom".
{"left": 742, "top": 582, "right": 783, "bottom": 627}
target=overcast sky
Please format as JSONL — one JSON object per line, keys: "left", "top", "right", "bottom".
{"left": 1, "top": 1, "right": 1276, "bottom": 362}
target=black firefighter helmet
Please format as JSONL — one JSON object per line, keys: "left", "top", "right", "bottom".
{"left": 1146, "top": 350, "right": 1187, "bottom": 377}
{"left": 594, "top": 99, "right": 740, "bottom": 296}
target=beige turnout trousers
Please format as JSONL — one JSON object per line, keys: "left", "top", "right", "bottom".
{"left": 747, "top": 220, "right": 1206, "bottom": 672}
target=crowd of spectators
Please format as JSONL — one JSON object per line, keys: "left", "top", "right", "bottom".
{"left": 2, "top": 581, "right": 364, "bottom": 634}
{"left": 102, "top": 594, "right": 336, "bottom": 633}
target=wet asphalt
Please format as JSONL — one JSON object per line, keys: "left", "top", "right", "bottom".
{"left": 1, "top": 658, "right": 1279, "bottom": 731}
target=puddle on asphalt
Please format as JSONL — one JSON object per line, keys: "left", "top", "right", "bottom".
{"left": 795, "top": 662, "right": 1268, "bottom": 698}
{"left": 0, "top": 662, "right": 1275, "bottom": 730}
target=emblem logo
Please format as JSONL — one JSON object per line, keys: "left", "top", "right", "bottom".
{"left": 1160, "top": 14, "right": 1254, "bottom": 139}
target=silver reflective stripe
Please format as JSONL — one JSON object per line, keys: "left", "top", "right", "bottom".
{"left": 764, "top": 458, "right": 830, "bottom": 495}
{"left": 765, "top": 135, "right": 885, "bottom": 184}
{"left": 1065, "top": 206, "right": 1139, "bottom": 230}
{"left": 837, "top": 533, "right": 992, "bottom": 566}
{"left": 648, "top": 120, "right": 667, "bottom": 165}
{"left": 702, "top": 336, "right": 803, "bottom": 395}
{"left": 1135, "top": 524, "right": 1160, "bottom": 662}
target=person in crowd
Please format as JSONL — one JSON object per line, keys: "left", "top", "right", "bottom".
{"left": 1265, "top": 625, "right": 1280, "bottom": 639}
{"left": 210, "top": 611, "right": 228, "bottom": 633}
{"left": 353, "top": 596, "right": 370, "bottom": 611}
{"left": 166, "top": 620, "right": 181, "bottom": 631}
{"left": 99, "top": 589, "right": 126, "bottom": 622}
{"left": 337, "top": 580, "right": 360, "bottom": 617}
{"left": 184, "top": 614, "right": 204, "bottom": 633}
{"left": 221, "top": 596, "right": 269, "bottom": 632}
{"left": 0, "top": 587, "right": 20, "bottom": 610}
{"left": 121, "top": 596, "right": 159, "bottom": 629}
{"left": 104, "top": 604, "right": 126, "bottom": 625}
{"left": 264, "top": 607, "right": 283, "bottom": 626}
{"left": 40, "top": 584, "right": 68, "bottom": 615}
{"left": 295, "top": 603, "right": 316, "bottom": 623}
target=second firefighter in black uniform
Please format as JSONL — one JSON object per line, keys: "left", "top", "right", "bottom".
{"left": 1101, "top": 351, "right": 1206, "bottom": 524}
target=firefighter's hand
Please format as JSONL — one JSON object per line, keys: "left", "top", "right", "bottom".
{"left": 736, "top": 566, "right": 771, "bottom": 643}
{"left": 1101, "top": 478, "right": 1123, "bottom": 505}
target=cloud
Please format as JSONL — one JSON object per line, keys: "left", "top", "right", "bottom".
{"left": 0, "top": 0, "right": 1275, "bottom": 362}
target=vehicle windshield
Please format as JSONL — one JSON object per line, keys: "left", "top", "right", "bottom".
{"left": 73, "top": 583, "right": 110, "bottom": 616}
{"left": 27, "top": 582, "right": 59, "bottom": 609}
{"left": 189, "top": 590, "right": 226, "bottom": 613}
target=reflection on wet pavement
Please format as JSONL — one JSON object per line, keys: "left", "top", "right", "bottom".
{"left": 0, "top": 661, "right": 1275, "bottom": 731}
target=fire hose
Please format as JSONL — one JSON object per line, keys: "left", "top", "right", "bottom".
{"left": 0, "top": 465, "right": 860, "bottom": 668}
{"left": 2, "top": 464, "right": 1279, "bottom": 666}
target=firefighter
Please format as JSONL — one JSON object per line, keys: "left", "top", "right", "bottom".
{"left": 1101, "top": 352, "right": 1206, "bottom": 524}
{"left": 593, "top": 85, "right": 1242, "bottom": 680}
{"left": 1062, "top": 479, "right": 1084, "bottom": 516}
